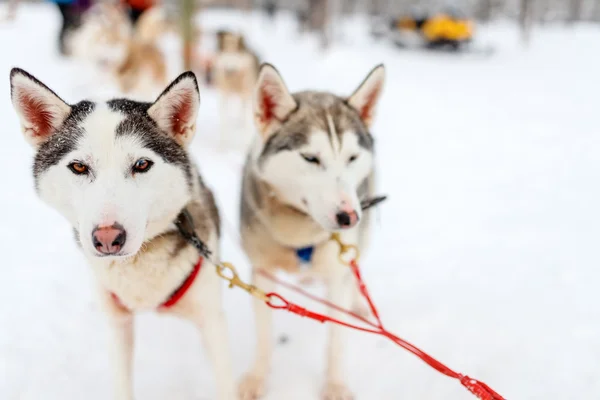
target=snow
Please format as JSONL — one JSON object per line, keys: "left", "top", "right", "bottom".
{"left": 1, "top": 4, "right": 600, "bottom": 400}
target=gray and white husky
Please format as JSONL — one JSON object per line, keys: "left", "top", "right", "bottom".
{"left": 10, "top": 69, "right": 236, "bottom": 400}
{"left": 238, "top": 64, "right": 385, "bottom": 400}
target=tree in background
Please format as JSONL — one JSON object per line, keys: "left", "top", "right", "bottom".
{"left": 519, "top": 0, "right": 534, "bottom": 44}
{"left": 180, "top": 0, "right": 195, "bottom": 70}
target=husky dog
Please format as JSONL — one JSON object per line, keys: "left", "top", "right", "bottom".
{"left": 71, "top": 3, "right": 169, "bottom": 99}
{"left": 238, "top": 64, "right": 385, "bottom": 400}
{"left": 10, "top": 69, "right": 236, "bottom": 400}
{"left": 213, "top": 30, "right": 260, "bottom": 149}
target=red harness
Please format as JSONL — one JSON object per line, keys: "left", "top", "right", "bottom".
{"left": 111, "top": 257, "right": 203, "bottom": 310}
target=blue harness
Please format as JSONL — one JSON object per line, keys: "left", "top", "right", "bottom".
{"left": 296, "top": 246, "right": 315, "bottom": 265}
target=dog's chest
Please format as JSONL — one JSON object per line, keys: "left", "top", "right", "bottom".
{"left": 90, "top": 239, "right": 201, "bottom": 311}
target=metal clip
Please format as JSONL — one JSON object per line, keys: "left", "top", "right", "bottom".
{"left": 216, "top": 262, "right": 269, "bottom": 302}
{"left": 330, "top": 233, "right": 360, "bottom": 265}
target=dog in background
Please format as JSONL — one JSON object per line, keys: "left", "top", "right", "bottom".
{"left": 212, "top": 29, "right": 260, "bottom": 149}
{"left": 114, "top": 5, "right": 170, "bottom": 97}
{"left": 10, "top": 68, "right": 236, "bottom": 400}
{"left": 238, "top": 63, "right": 385, "bottom": 400}
{"left": 71, "top": 2, "right": 169, "bottom": 99}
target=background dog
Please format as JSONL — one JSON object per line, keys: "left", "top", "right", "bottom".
{"left": 10, "top": 69, "right": 236, "bottom": 400}
{"left": 238, "top": 63, "right": 385, "bottom": 400}
{"left": 213, "top": 29, "right": 260, "bottom": 149}
{"left": 71, "top": 3, "right": 169, "bottom": 99}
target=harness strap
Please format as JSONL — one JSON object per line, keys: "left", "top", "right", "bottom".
{"left": 160, "top": 256, "right": 203, "bottom": 308}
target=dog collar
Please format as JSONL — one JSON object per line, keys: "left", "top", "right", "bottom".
{"left": 111, "top": 256, "right": 203, "bottom": 310}
{"left": 296, "top": 246, "right": 314, "bottom": 265}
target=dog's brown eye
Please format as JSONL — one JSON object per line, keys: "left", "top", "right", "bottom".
{"left": 68, "top": 162, "right": 89, "bottom": 175}
{"left": 348, "top": 154, "right": 359, "bottom": 164}
{"left": 301, "top": 154, "right": 321, "bottom": 165}
{"left": 132, "top": 158, "right": 153, "bottom": 173}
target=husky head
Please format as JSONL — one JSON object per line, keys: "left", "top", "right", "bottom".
{"left": 10, "top": 69, "right": 200, "bottom": 260}
{"left": 252, "top": 64, "right": 385, "bottom": 231}
{"left": 71, "top": 3, "right": 131, "bottom": 69}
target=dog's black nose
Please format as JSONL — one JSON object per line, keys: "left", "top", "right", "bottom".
{"left": 336, "top": 211, "right": 353, "bottom": 228}
{"left": 92, "top": 223, "right": 126, "bottom": 255}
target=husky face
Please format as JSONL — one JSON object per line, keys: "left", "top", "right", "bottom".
{"left": 71, "top": 3, "right": 131, "bottom": 69}
{"left": 10, "top": 69, "right": 200, "bottom": 260}
{"left": 252, "top": 64, "right": 385, "bottom": 231}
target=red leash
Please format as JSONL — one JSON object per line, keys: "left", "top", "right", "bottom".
{"left": 215, "top": 236, "right": 506, "bottom": 400}
{"left": 259, "top": 260, "right": 505, "bottom": 400}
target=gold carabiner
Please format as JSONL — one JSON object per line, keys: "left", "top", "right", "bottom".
{"left": 215, "top": 262, "right": 269, "bottom": 302}
{"left": 330, "top": 233, "right": 360, "bottom": 265}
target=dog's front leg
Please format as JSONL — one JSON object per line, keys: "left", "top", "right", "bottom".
{"left": 101, "top": 292, "right": 135, "bottom": 400}
{"left": 323, "top": 254, "right": 355, "bottom": 400}
{"left": 239, "top": 270, "right": 275, "bottom": 400}
{"left": 195, "top": 307, "right": 236, "bottom": 400}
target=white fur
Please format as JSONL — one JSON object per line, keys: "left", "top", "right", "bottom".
{"left": 254, "top": 129, "right": 372, "bottom": 231}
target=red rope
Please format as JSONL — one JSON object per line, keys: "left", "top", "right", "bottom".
{"left": 258, "top": 269, "right": 376, "bottom": 328}
{"left": 261, "top": 259, "right": 505, "bottom": 400}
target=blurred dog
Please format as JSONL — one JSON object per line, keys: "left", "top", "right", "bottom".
{"left": 71, "top": 3, "right": 169, "bottom": 99}
{"left": 213, "top": 30, "right": 260, "bottom": 148}
{"left": 114, "top": 6, "right": 169, "bottom": 97}
{"left": 238, "top": 63, "right": 385, "bottom": 400}
{"left": 10, "top": 68, "right": 236, "bottom": 400}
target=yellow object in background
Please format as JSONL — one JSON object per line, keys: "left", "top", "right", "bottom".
{"left": 422, "top": 14, "right": 473, "bottom": 42}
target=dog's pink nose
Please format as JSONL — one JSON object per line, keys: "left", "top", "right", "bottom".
{"left": 336, "top": 210, "right": 359, "bottom": 229}
{"left": 92, "top": 224, "right": 126, "bottom": 255}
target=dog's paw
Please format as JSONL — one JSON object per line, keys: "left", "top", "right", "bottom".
{"left": 238, "top": 374, "right": 265, "bottom": 400}
{"left": 322, "top": 382, "right": 354, "bottom": 400}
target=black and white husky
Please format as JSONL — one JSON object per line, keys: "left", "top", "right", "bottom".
{"left": 10, "top": 69, "right": 236, "bottom": 400}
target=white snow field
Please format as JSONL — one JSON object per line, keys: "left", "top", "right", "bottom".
{"left": 1, "top": 4, "right": 599, "bottom": 400}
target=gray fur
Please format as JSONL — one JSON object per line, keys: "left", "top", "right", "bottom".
{"left": 258, "top": 91, "right": 373, "bottom": 166}
{"left": 240, "top": 160, "right": 264, "bottom": 228}
{"left": 33, "top": 101, "right": 95, "bottom": 188}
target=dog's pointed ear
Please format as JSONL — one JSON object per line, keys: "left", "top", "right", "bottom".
{"left": 148, "top": 71, "right": 200, "bottom": 146}
{"left": 254, "top": 64, "right": 297, "bottom": 138}
{"left": 10, "top": 68, "right": 72, "bottom": 147}
{"left": 347, "top": 64, "right": 385, "bottom": 128}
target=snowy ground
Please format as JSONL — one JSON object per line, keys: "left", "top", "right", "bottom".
{"left": 1, "top": 4, "right": 599, "bottom": 400}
